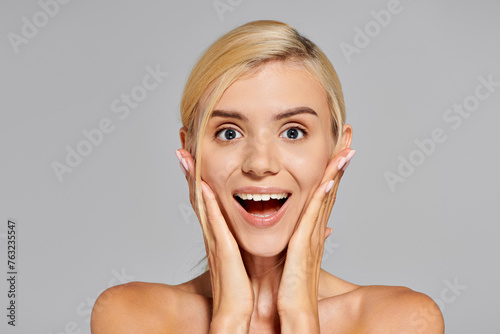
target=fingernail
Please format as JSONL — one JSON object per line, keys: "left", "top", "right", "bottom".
{"left": 346, "top": 149, "right": 356, "bottom": 161}
{"left": 176, "top": 150, "right": 189, "bottom": 176}
{"left": 337, "top": 157, "right": 347, "bottom": 171}
{"left": 325, "top": 180, "right": 334, "bottom": 193}
{"left": 181, "top": 158, "right": 189, "bottom": 173}
{"left": 342, "top": 150, "right": 355, "bottom": 171}
{"left": 179, "top": 162, "right": 187, "bottom": 176}
{"left": 341, "top": 160, "right": 350, "bottom": 172}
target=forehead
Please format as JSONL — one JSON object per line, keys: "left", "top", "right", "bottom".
{"left": 212, "top": 61, "right": 330, "bottom": 120}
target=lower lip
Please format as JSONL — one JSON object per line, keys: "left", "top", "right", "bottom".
{"left": 234, "top": 196, "right": 290, "bottom": 228}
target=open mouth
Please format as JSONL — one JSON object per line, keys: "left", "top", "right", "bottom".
{"left": 233, "top": 193, "right": 290, "bottom": 218}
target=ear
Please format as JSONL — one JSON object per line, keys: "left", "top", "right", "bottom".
{"left": 340, "top": 124, "right": 353, "bottom": 150}
{"left": 179, "top": 126, "right": 189, "bottom": 150}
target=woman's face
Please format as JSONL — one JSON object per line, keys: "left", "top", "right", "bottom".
{"left": 200, "top": 61, "right": 335, "bottom": 257}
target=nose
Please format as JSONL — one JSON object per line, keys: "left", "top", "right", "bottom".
{"left": 241, "top": 136, "right": 280, "bottom": 177}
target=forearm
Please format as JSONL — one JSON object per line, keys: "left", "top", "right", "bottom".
{"left": 209, "top": 314, "right": 251, "bottom": 334}
{"left": 280, "top": 311, "right": 320, "bottom": 334}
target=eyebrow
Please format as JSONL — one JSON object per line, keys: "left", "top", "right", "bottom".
{"left": 272, "top": 107, "right": 318, "bottom": 121}
{"left": 210, "top": 107, "right": 318, "bottom": 121}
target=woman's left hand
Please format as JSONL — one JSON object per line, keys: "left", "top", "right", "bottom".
{"left": 277, "top": 148, "right": 355, "bottom": 332}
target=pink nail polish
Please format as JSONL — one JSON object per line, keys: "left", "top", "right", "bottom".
{"left": 346, "top": 149, "right": 356, "bottom": 161}
{"left": 181, "top": 158, "right": 189, "bottom": 173}
{"left": 175, "top": 149, "right": 182, "bottom": 161}
{"left": 337, "top": 157, "right": 347, "bottom": 171}
{"left": 325, "top": 180, "right": 334, "bottom": 193}
{"left": 179, "top": 162, "right": 187, "bottom": 176}
{"left": 341, "top": 160, "right": 350, "bottom": 172}
{"left": 176, "top": 150, "right": 189, "bottom": 175}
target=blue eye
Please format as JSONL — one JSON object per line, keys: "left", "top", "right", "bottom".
{"left": 217, "top": 128, "right": 242, "bottom": 141}
{"left": 280, "top": 127, "right": 305, "bottom": 140}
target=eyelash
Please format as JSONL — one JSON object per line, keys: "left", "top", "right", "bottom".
{"left": 282, "top": 126, "right": 308, "bottom": 141}
{"left": 214, "top": 125, "right": 308, "bottom": 142}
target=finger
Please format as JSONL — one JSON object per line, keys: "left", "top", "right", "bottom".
{"left": 176, "top": 150, "right": 214, "bottom": 257}
{"left": 176, "top": 149, "right": 195, "bottom": 180}
{"left": 321, "top": 148, "right": 355, "bottom": 184}
{"left": 313, "top": 148, "right": 354, "bottom": 238}
{"left": 324, "top": 227, "right": 333, "bottom": 240}
{"left": 176, "top": 149, "right": 198, "bottom": 211}
{"left": 314, "top": 148, "right": 355, "bottom": 227}
{"left": 200, "top": 181, "right": 238, "bottom": 249}
{"left": 338, "top": 149, "right": 355, "bottom": 171}
{"left": 175, "top": 150, "right": 188, "bottom": 177}
{"left": 321, "top": 149, "right": 355, "bottom": 220}
{"left": 294, "top": 179, "right": 334, "bottom": 239}
{"left": 315, "top": 174, "right": 341, "bottom": 235}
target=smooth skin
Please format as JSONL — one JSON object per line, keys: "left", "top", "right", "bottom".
{"left": 91, "top": 61, "right": 444, "bottom": 333}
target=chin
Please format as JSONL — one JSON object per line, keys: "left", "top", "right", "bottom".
{"left": 235, "top": 229, "right": 291, "bottom": 258}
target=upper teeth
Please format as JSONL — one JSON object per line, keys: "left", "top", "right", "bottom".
{"left": 235, "top": 193, "right": 288, "bottom": 201}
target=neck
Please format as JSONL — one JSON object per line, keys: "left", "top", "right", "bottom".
{"left": 240, "top": 247, "right": 287, "bottom": 327}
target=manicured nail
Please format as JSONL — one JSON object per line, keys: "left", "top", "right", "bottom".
{"left": 337, "top": 157, "right": 347, "bottom": 171}
{"left": 175, "top": 149, "right": 183, "bottom": 161}
{"left": 325, "top": 180, "right": 334, "bottom": 193}
{"left": 181, "top": 158, "right": 189, "bottom": 173}
{"left": 341, "top": 150, "right": 356, "bottom": 171}
{"left": 175, "top": 150, "right": 189, "bottom": 176}
{"left": 338, "top": 150, "right": 356, "bottom": 171}
{"left": 179, "top": 162, "right": 187, "bottom": 176}
{"left": 346, "top": 149, "right": 356, "bottom": 161}
{"left": 341, "top": 160, "right": 350, "bottom": 172}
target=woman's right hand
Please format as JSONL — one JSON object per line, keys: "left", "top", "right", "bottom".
{"left": 176, "top": 149, "right": 254, "bottom": 333}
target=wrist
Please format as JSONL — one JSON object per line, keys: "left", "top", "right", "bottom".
{"left": 210, "top": 313, "right": 251, "bottom": 334}
{"left": 280, "top": 311, "right": 320, "bottom": 334}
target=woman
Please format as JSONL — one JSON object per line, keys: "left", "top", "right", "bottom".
{"left": 91, "top": 20, "right": 444, "bottom": 333}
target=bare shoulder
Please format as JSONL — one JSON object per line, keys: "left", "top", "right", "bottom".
{"left": 355, "top": 285, "right": 444, "bottom": 333}
{"left": 91, "top": 281, "right": 211, "bottom": 334}
{"left": 318, "top": 271, "right": 444, "bottom": 333}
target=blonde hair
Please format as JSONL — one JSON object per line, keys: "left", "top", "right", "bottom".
{"left": 180, "top": 20, "right": 346, "bottom": 270}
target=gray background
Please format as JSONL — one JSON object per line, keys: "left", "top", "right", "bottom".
{"left": 1, "top": 0, "right": 499, "bottom": 333}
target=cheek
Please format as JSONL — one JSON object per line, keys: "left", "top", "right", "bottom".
{"left": 200, "top": 149, "right": 239, "bottom": 191}
{"left": 283, "top": 141, "right": 331, "bottom": 188}
{"left": 200, "top": 150, "right": 241, "bottom": 220}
